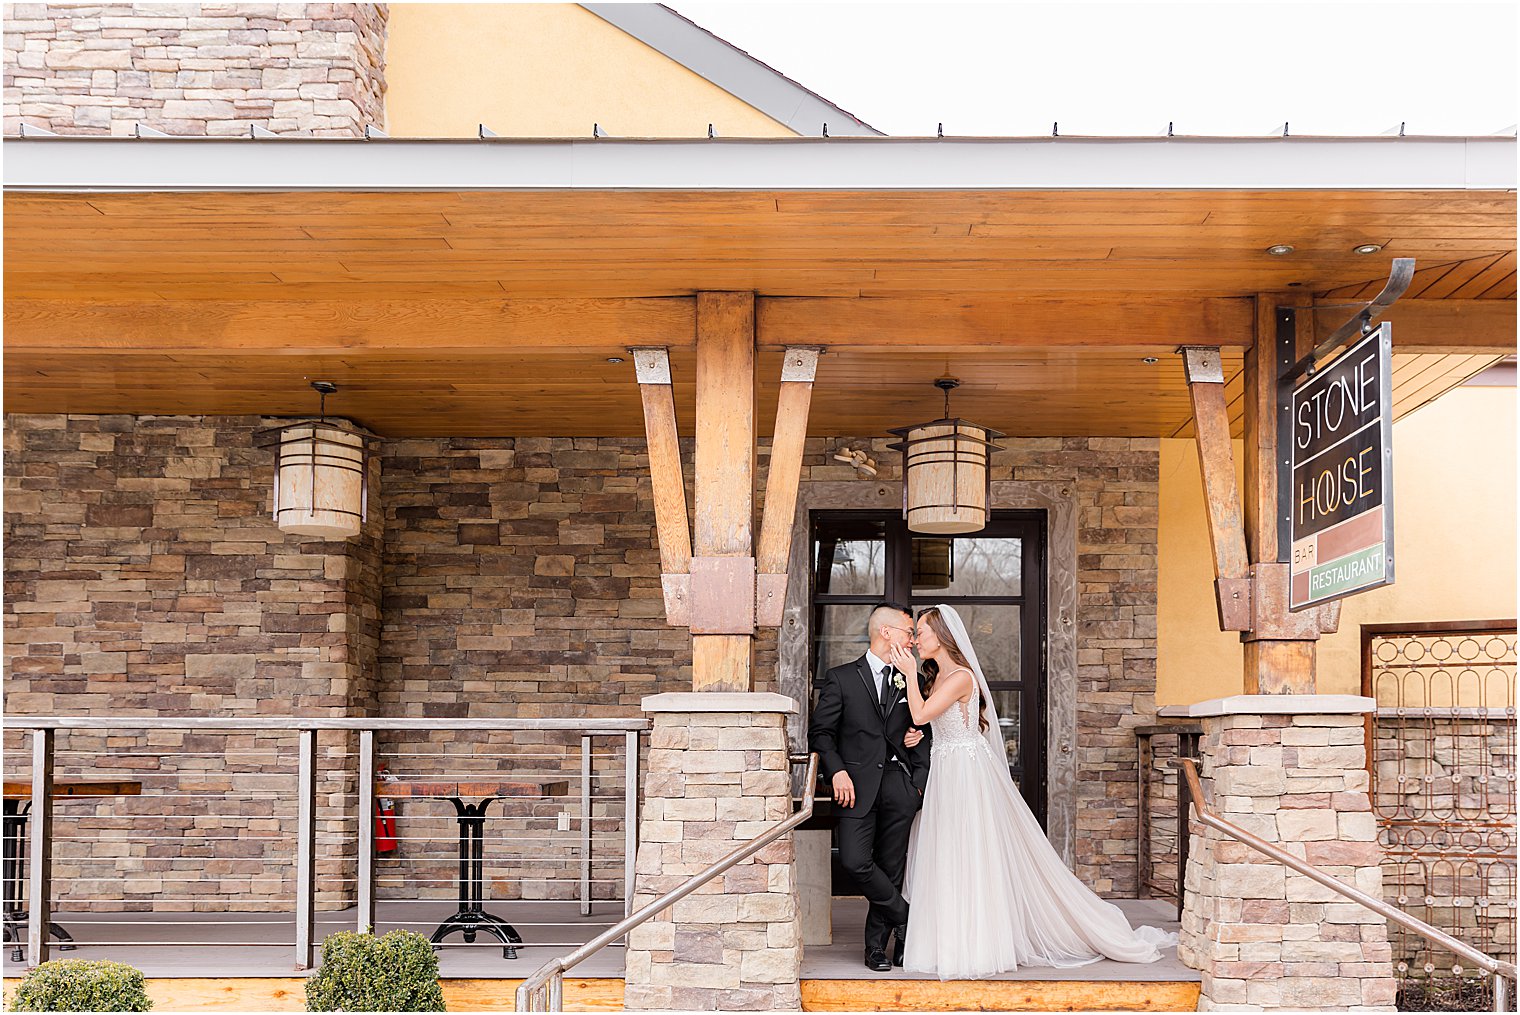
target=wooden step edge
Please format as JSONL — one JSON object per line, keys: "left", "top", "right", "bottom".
{"left": 800, "top": 978, "right": 1203, "bottom": 1012}
{"left": 4, "top": 976, "right": 627, "bottom": 1013}
{"left": 7, "top": 975, "right": 1200, "bottom": 1012}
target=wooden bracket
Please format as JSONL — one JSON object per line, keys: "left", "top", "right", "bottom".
{"left": 754, "top": 346, "right": 822, "bottom": 625}
{"left": 689, "top": 556, "right": 756, "bottom": 635}
{"left": 632, "top": 347, "right": 693, "bottom": 615}
{"left": 1180, "top": 345, "right": 1253, "bottom": 632}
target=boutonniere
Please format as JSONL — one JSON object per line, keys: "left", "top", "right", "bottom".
{"left": 891, "top": 672, "right": 906, "bottom": 691}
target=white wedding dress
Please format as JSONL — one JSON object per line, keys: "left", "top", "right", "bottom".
{"left": 902, "top": 605, "right": 1176, "bottom": 980}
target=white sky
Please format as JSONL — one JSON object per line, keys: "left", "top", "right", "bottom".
{"left": 674, "top": 1, "right": 1519, "bottom": 137}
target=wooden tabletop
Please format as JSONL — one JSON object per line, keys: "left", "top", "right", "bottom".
{"left": 4, "top": 780, "right": 143, "bottom": 800}
{"left": 378, "top": 779, "right": 570, "bottom": 800}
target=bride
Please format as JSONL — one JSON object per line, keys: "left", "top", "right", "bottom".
{"left": 888, "top": 604, "right": 1176, "bottom": 980}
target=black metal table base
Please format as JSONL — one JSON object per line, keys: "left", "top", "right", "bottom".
{"left": 426, "top": 797, "right": 520, "bottom": 959}
{"left": 4, "top": 800, "right": 76, "bottom": 963}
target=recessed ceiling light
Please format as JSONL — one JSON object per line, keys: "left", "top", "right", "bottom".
{"left": 1352, "top": 243, "right": 1383, "bottom": 255}
{"left": 1266, "top": 244, "right": 1295, "bottom": 256}
{"left": 606, "top": 356, "right": 625, "bottom": 364}
{"left": 1141, "top": 357, "right": 1159, "bottom": 364}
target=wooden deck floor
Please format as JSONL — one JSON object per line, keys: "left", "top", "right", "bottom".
{"left": 4, "top": 898, "right": 1198, "bottom": 1011}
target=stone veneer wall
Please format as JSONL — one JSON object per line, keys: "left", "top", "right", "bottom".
{"left": 1179, "top": 710, "right": 1396, "bottom": 1011}
{"left": 4, "top": 3, "right": 387, "bottom": 136}
{"left": 3, "top": 413, "right": 382, "bottom": 911}
{"left": 4, "top": 418, "right": 1159, "bottom": 909}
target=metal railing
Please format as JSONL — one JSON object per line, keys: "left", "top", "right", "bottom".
{"left": 1135, "top": 722, "right": 1201, "bottom": 916}
{"left": 1176, "top": 757, "right": 1517, "bottom": 1013}
{"left": 5, "top": 716, "right": 646, "bottom": 971}
{"left": 514, "top": 752, "right": 820, "bottom": 1013}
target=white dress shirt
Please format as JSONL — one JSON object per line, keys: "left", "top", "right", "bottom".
{"left": 865, "top": 648, "right": 892, "bottom": 698}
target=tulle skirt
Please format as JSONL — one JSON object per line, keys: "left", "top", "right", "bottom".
{"left": 902, "top": 741, "right": 1175, "bottom": 980}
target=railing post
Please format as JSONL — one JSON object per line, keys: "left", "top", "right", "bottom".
{"left": 26, "top": 727, "right": 54, "bottom": 968}
{"left": 623, "top": 730, "right": 638, "bottom": 919}
{"left": 295, "top": 728, "right": 317, "bottom": 971}
{"left": 357, "top": 729, "right": 375, "bottom": 935}
{"left": 580, "top": 734, "right": 592, "bottom": 917}
{"left": 548, "top": 973, "right": 564, "bottom": 1011}
{"left": 1176, "top": 730, "right": 1199, "bottom": 921}
{"left": 1494, "top": 974, "right": 1509, "bottom": 1014}
{"left": 1136, "top": 730, "right": 1152, "bottom": 900}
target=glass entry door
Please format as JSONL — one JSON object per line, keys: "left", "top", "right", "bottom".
{"left": 810, "top": 510, "right": 1048, "bottom": 824}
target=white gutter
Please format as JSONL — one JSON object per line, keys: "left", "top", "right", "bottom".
{"left": 2, "top": 136, "right": 1514, "bottom": 192}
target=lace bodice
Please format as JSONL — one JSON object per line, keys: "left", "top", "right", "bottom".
{"left": 928, "top": 671, "right": 985, "bottom": 754}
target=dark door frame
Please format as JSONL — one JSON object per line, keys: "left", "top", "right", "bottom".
{"left": 807, "top": 508, "right": 1050, "bottom": 824}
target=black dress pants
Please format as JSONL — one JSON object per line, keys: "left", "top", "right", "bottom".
{"left": 835, "top": 763, "right": 916, "bottom": 953}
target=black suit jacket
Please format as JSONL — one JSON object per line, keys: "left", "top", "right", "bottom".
{"left": 809, "top": 655, "right": 932, "bottom": 817}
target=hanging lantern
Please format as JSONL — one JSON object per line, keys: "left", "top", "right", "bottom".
{"left": 912, "top": 538, "right": 955, "bottom": 589}
{"left": 887, "top": 377, "right": 1004, "bottom": 535}
{"left": 257, "top": 381, "right": 370, "bottom": 539}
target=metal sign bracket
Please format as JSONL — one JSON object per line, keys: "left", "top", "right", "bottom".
{"left": 1283, "top": 257, "right": 1415, "bottom": 382}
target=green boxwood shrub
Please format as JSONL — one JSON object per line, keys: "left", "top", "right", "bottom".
{"left": 304, "top": 929, "right": 446, "bottom": 1013}
{"left": 7, "top": 959, "right": 152, "bottom": 1012}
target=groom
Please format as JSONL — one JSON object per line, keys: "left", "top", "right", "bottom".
{"left": 809, "top": 601, "right": 931, "bottom": 972}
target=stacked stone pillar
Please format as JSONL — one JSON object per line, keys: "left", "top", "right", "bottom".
{"left": 1178, "top": 696, "right": 1397, "bottom": 1011}
{"left": 624, "top": 693, "right": 803, "bottom": 1011}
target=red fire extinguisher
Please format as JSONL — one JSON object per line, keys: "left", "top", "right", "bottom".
{"left": 375, "top": 762, "right": 398, "bottom": 854}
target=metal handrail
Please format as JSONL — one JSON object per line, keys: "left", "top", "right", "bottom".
{"left": 515, "top": 752, "right": 820, "bottom": 1012}
{"left": 8, "top": 716, "right": 648, "bottom": 971}
{"left": 6, "top": 717, "right": 646, "bottom": 731}
{"left": 1175, "top": 758, "right": 1516, "bottom": 1012}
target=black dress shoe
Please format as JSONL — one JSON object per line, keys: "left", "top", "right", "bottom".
{"left": 892, "top": 925, "right": 906, "bottom": 967}
{"left": 864, "top": 948, "right": 892, "bottom": 972}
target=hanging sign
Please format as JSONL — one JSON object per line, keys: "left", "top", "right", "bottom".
{"left": 1288, "top": 323, "right": 1395, "bottom": 610}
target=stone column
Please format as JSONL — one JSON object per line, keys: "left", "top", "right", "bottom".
{"left": 624, "top": 693, "right": 803, "bottom": 1011}
{"left": 1178, "top": 695, "right": 1396, "bottom": 1012}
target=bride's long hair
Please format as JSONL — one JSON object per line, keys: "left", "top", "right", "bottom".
{"left": 917, "top": 608, "right": 990, "bottom": 733}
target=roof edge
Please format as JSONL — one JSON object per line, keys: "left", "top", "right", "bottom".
{"left": 578, "top": 3, "right": 882, "bottom": 137}
{"left": 5, "top": 136, "right": 1514, "bottom": 192}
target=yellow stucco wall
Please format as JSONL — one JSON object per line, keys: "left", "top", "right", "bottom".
{"left": 1158, "top": 385, "right": 1517, "bottom": 706}
{"left": 383, "top": 4, "right": 795, "bottom": 138}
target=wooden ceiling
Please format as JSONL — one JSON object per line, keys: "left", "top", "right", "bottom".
{"left": 4, "top": 188, "right": 1514, "bottom": 437}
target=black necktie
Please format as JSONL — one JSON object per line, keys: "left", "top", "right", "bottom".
{"left": 879, "top": 666, "right": 895, "bottom": 709}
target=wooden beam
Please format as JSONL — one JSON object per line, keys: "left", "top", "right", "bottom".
{"left": 755, "top": 348, "right": 820, "bottom": 626}
{"left": 758, "top": 296, "right": 1255, "bottom": 349}
{"left": 1240, "top": 295, "right": 1319, "bottom": 694}
{"left": 1312, "top": 298, "right": 1515, "bottom": 354}
{"left": 3, "top": 297, "right": 696, "bottom": 353}
{"left": 632, "top": 348, "right": 693, "bottom": 626}
{"left": 692, "top": 292, "right": 756, "bottom": 692}
{"left": 1241, "top": 296, "right": 1286, "bottom": 566}
{"left": 1180, "top": 346, "right": 1251, "bottom": 630}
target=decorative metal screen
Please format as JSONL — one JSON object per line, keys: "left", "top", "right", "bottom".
{"left": 1364, "top": 622, "right": 1517, "bottom": 1010}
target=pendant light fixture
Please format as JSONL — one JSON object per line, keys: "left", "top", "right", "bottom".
{"left": 257, "top": 381, "right": 370, "bottom": 539}
{"left": 887, "top": 377, "right": 1004, "bottom": 535}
